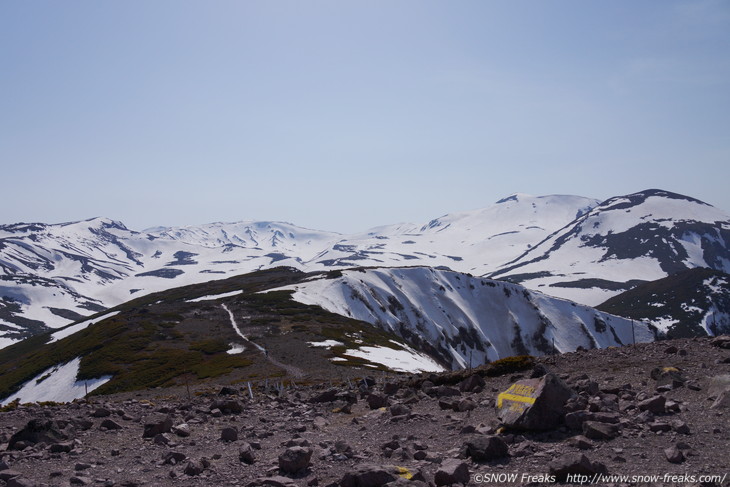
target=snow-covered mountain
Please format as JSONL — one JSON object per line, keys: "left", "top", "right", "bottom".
{"left": 272, "top": 267, "right": 655, "bottom": 369}
{"left": 2, "top": 189, "right": 728, "bottom": 348}
{"left": 0, "top": 194, "right": 597, "bottom": 347}
{"left": 490, "top": 190, "right": 730, "bottom": 306}
{"left": 597, "top": 268, "right": 730, "bottom": 338}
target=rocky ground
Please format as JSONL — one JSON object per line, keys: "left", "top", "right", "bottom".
{"left": 1, "top": 336, "right": 729, "bottom": 487}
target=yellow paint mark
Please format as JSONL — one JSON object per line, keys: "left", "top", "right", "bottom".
{"left": 497, "top": 392, "right": 537, "bottom": 409}
{"left": 395, "top": 466, "right": 413, "bottom": 480}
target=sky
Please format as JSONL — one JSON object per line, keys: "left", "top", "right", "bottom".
{"left": 2, "top": 1, "right": 729, "bottom": 233}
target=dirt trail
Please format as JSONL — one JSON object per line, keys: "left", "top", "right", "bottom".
{"left": 221, "top": 304, "right": 305, "bottom": 378}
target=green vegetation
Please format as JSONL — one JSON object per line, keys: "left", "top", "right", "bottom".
{"left": 484, "top": 355, "right": 535, "bottom": 377}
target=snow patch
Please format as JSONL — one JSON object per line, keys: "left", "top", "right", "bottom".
{"left": 49, "top": 311, "right": 121, "bottom": 343}
{"left": 342, "top": 345, "right": 446, "bottom": 373}
{"left": 187, "top": 290, "right": 244, "bottom": 303}
{"left": 308, "top": 340, "right": 344, "bottom": 348}
{"left": 1, "top": 357, "right": 111, "bottom": 406}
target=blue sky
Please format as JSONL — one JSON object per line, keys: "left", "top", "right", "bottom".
{"left": 2, "top": 1, "right": 729, "bottom": 233}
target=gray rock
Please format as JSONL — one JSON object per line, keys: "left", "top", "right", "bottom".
{"left": 459, "top": 374, "right": 486, "bottom": 393}
{"left": 434, "top": 459, "right": 469, "bottom": 486}
{"left": 91, "top": 407, "right": 112, "bottom": 418}
{"left": 339, "top": 465, "right": 397, "bottom": 487}
{"left": 638, "top": 395, "right": 666, "bottom": 414}
{"left": 583, "top": 421, "right": 620, "bottom": 440}
{"left": 497, "top": 373, "right": 575, "bottom": 431}
{"left": 142, "top": 415, "right": 172, "bottom": 438}
{"left": 366, "top": 393, "right": 388, "bottom": 410}
{"left": 209, "top": 399, "right": 243, "bottom": 414}
{"left": 457, "top": 398, "right": 477, "bottom": 412}
{"left": 548, "top": 453, "right": 608, "bottom": 481}
{"left": 162, "top": 451, "right": 186, "bottom": 465}
{"left": 462, "top": 436, "right": 509, "bottom": 462}
{"left": 8, "top": 419, "right": 73, "bottom": 450}
{"left": 278, "top": 446, "right": 312, "bottom": 474}
{"left": 100, "top": 419, "right": 123, "bottom": 430}
{"left": 239, "top": 443, "right": 256, "bottom": 464}
{"left": 567, "top": 435, "right": 594, "bottom": 450}
{"left": 49, "top": 441, "right": 75, "bottom": 453}
{"left": 664, "top": 446, "right": 684, "bottom": 464}
{"left": 221, "top": 427, "right": 238, "bottom": 442}
{"left": 389, "top": 404, "right": 411, "bottom": 417}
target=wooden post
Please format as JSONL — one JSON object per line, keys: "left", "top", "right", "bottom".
{"left": 247, "top": 382, "right": 253, "bottom": 399}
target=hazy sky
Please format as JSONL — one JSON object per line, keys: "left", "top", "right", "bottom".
{"left": 2, "top": 1, "right": 729, "bottom": 233}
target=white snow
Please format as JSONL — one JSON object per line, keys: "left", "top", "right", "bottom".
{"left": 1, "top": 357, "right": 111, "bottom": 406}
{"left": 49, "top": 311, "right": 121, "bottom": 343}
{"left": 226, "top": 344, "right": 246, "bottom": 354}
{"left": 341, "top": 344, "right": 446, "bottom": 373}
{"left": 272, "top": 267, "right": 654, "bottom": 369}
{"left": 187, "top": 290, "right": 244, "bottom": 303}
{"left": 308, "top": 340, "right": 344, "bottom": 348}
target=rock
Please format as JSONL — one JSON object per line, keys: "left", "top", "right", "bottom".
{"left": 6, "top": 477, "right": 36, "bottom": 487}
{"left": 638, "top": 395, "right": 666, "bottom": 414}
{"left": 8, "top": 419, "right": 73, "bottom": 450}
{"left": 435, "top": 385, "right": 461, "bottom": 397}
{"left": 278, "top": 446, "right": 312, "bottom": 474}
{"left": 389, "top": 404, "right": 411, "bottom": 417}
{"left": 49, "top": 441, "right": 75, "bottom": 453}
{"left": 456, "top": 398, "right": 476, "bottom": 412}
{"left": 221, "top": 427, "right": 238, "bottom": 442}
{"left": 172, "top": 423, "right": 190, "bottom": 437}
{"left": 69, "top": 476, "right": 92, "bottom": 485}
{"left": 648, "top": 421, "right": 672, "bottom": 433}
{"left": 383, "top": 382, "right": 400, "bottom": 395}
{"left": 209, "top": 399, "right": 243, "bottom": 414}
{"left": 0, "top": 471, "right": 23, "bottom": 482}
{"left": 664, "top": 446, "right": 685, "bottom": 464}
{"left": 253, "top": 476, "right": 299, "bottom": 487}
{"left": 162, "top": 451, "right": 186, "bottom": 465}
{"left": 583, "top": 421, "right": 620, "bottom": 440}
{"left": 239, "top": 443, "right": 256, "bottom": 464}
{"left": 218, "top": 386, "right": 238, "bottom": 395}
{"left": 548, "top": 453, "right": 608, "bottom": 481}
{"left": 664, "top": 345, "right": 678, "bottom": 354}
{"left": 567, "top": 435, "right": 594, "bottom": 450}
{"left": 651, "top": 367, "right": 686, "bottom": 390}
{"left": 565, "top": 411, "right": 589, "bottom": 431}
{"left": 434, "top": 459, "right": 469, "bottom": 486}
{"left": 310, "top": 388, "right": 339, "bottom": 403}
{"left": 366, "top": 393, "right": 388, "bottom": 409}
{"left": 91, "top": 407, "right": 112, "bottom": 418}
{"left": 184, "top": 461, "right": 204, "bottom": 476}
{"left": 142, "top": 415, "right": 173, "bottom": 438}
{"left": 496, "top": 373, "right": 575, "bottom": 430}
{"left": 462, "top": 436, "right": 509, "bottom": 462}
{"left": 340, "top": 465, "right": 397, "bottom": 487}
{"left": 710, "top": 335, "right": 730, "bottom": 349}
{"left": 438, "top": 399, "right": 456, "bottom": 411}
{"left": 153, "top": 433, "right": 172, "bottom": 445}
{"left": 100, "top": 419, "right": 123, "bottom": 430}
{"left": 671, "top": 420, "right": 691, "bottom": 434}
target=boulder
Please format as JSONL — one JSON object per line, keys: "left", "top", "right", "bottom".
{"left": 366, "top": 393, "right": 388, "bottom": 410}
{"left": 142, "top": 415, "right": 172, "bottom": 438}
{"left": 638, "top": 395, "right": 666, "bottom": 414}
{"left": 549, "top": 453, "right": 608, "bottom": 481}
{"left": 340, "top": 465, "right": 397, "bottom": 487}
{"left": 582, "top": 421, "right": 619, "bottom": 440}
{"left": 278, "top": 446, "right": 312, "bottom": 474}
{"left": 461, "top": 436, "right": 509, "bottom": 462}
{"left": 221, "top": 427, "right": 238, "bottom": 442}
{"left": 459, "top": 373, "right": 485, "bottom": 393}
{"left": 8, "top": 419, "right": 73, "bottom": 450}
{"left": 496, "top": 373, "right": 574, "bottom": 430}
{"left": 309, "top": 388, "right": 339, "bottom": 404}
{"left": 209, "top": 399, "right": 243, "bottom": 414}
{"left": 434, "top": 459, "right": 469, "bottom": 486}
{"left": 239, "top": 443, "right": 256, "bottom": 464}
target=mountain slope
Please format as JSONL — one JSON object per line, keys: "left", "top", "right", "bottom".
{"left": 491, "top": 190, "right": 730, "bottom": 305}
{"left": 0, "top": 194, "right": 598, "bottom": 346}
{"left": 596, "top": 267, "right": 730, "bottom": 338}
{"left": 0, "top": 267, "right": 445, "bottom": 405}
{"left": 272, "top": 267, "right": 655, "bottom": 369}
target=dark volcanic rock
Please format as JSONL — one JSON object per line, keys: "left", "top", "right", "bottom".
{"left": 582, "top": 421, "right": 620, "bottom": 440}
{"left": 549, "top": 453, "right": 608, "bottom": 481}
{"left": 8, "top": 419, "right": 73, "bottom": 449}
{"left": 496, "top": 373, "right": 574, "bottom": 430}
{"left": 434, "top": 459, "right": 469, "bottom": 486}
{"left": 143, "top": 415, "right": 173, "bottom": 438}
{"left": 462, "top": 436, "right": 509, "bottom": 462}
{"left": 339, "top": 465, "right": 397, "bottom": 487}
{"left": 278, "top": 446, "right": 312, "bottom": 474}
